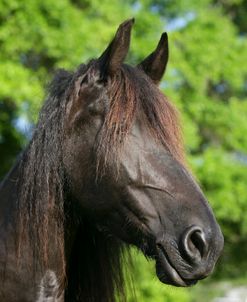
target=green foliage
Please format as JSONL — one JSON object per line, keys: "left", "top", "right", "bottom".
{"left": 127, "top": 249, "right": 191, "bottom": 302}
{"left": 0, "top": 99, "right": 24, "bottom": 177}
{"left": 0, "top": 0, "right": 247, "bottom": 300}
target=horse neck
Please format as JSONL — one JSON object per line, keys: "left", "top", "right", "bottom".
{"left": 0, "top": 159, "right": 128, "bottom": 301}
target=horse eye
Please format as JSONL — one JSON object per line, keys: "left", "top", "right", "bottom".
{"left": 88, "top": 99, "right": 105, "bottom": 116}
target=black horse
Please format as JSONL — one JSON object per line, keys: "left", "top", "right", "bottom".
{"left": 0, "top": 19, "right": 223, "bottom": 302}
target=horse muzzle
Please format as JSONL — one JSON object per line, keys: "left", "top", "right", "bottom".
{"left": 155, "top": 225, "right": 224, "bottom": 287}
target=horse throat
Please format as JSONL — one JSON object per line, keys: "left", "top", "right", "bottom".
{"left": 64, "top": 217, "right": 128, "bottom": 302}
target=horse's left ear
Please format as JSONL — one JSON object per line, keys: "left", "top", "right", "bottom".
{"left": 98, "top": 18, "right": 134, "bottom": 78}
{"left": 138, "top": 33, "right": 169, "bottom": 84}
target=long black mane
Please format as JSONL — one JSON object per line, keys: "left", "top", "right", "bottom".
{"left": 16, "top": 62, "right": 184, "bottom": 301}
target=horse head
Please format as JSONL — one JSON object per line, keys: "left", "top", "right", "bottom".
{"left": 62, "top": 19, "right": 223, "bottom": 287}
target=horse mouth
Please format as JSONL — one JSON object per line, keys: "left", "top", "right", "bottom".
{"left": 155, "top": 245, "right": 197, "bottom": 287}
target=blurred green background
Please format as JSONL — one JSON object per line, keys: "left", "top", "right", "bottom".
{"left": 0, "top": 0, "right": 247, "bottom": 300}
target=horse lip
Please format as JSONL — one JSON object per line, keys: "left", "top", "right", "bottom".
{"left": 156, "top": 245, "right": 197, "bottom": 287}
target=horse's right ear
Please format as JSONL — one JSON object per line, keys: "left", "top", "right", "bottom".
{"left": 98, "top": 18, "right": 134, "bottom": 78}
{"left": 138, "top": 33, "right": 169, "bottom": 84}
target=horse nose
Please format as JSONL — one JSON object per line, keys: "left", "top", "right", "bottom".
{"left": 181, "top": 226, "right": 208, "bottom": 264}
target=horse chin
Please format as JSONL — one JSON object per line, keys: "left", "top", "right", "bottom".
{"left": 155, "top": 246, "right": 198, "bottom": 287}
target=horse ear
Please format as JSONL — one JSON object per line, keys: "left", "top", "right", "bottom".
{"left": 138, "top": 33, "right": 169, "bottom": 84}
{"left": 98, "top": 18, "right": 134, "bottom": 77}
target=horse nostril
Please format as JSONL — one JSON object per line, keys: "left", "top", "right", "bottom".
{"left": 182, "top": 226, "right": 208, "bottom": 263}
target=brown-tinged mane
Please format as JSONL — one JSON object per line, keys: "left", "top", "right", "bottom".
{"left": 96, "top": 63, "right": 185, "bottom": 174}
{"left": 16, "top": 61, "right": 185, "bottom": 301}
